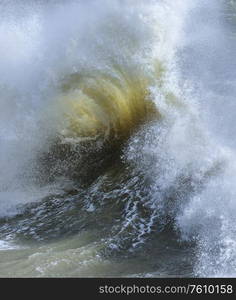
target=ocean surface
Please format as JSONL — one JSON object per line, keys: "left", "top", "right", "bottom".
{"left": 0, "top": 0, "right": 236, "bottom": 277}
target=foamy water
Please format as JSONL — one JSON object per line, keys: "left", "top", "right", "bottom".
{"left": 0, "top": 0, "right": 236, "bottom": 277}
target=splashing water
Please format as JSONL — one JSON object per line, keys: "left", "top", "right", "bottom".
{"left": 0, "top": 0, "right": 236, "bottom": 277}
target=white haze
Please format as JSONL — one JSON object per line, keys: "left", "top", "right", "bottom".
{"left": 0, "top": 0, "right": 236, "bottom": 277}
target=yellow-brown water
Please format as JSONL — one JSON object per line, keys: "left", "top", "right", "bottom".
{"left": 1, "top": 0, "right": 236, "bottom": 278}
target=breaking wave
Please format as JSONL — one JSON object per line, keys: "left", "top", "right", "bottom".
{"left": 0, "top": 0, "right": 236, "bottom": 277}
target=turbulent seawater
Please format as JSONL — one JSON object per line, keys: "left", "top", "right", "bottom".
{"left": 0, "top": 0, "right": 236, "bottom": 277}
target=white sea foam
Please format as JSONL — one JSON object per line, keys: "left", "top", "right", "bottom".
{"left": 0, "top": 0, "right": 236, "bottom": 277}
